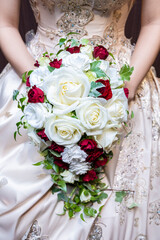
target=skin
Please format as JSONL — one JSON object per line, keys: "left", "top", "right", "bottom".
{"left": 0, "top": 0, "right": 160, "bottom": 100}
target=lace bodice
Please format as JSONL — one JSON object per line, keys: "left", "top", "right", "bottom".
{"left": 28, "top": 0, "right": 134, "bottom": 66}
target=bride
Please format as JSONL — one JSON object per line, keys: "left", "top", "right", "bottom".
{"left": 0, "top": 0, "right": 160, "bottom": 239}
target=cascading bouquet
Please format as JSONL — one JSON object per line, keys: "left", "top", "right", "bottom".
{"left": 13, "top": 35, "right": 133, "bottom": 220}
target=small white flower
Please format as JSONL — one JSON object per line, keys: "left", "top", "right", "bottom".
{"left": 80, "top": 189, "right": 92, "bottom": 203}
{"left": 61, "top": 145, "right": 87, "bottom": 164}
{"left": 80, "top": 45, "right": 93, "bottom": 59}
{"left": 69, "top": 160, "right": 91, "bottom": 175}
{"left": 61, "top": 145, "right": 90, "bottom": 175}
{"left": 29, "top": 66, "right": 50, "bottom": 89}
{"left": 24, "top": 103, "right": 48, "bottom": 129}
{"left": 38, "top": 56, "right": 50, "bottom": 66}
{"left": 60, "top": 170, "right": 79, "bottom": 183}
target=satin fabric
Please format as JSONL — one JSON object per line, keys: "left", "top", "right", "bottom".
{"left": 0, "top": 0, "right": 160, "bottom": 239}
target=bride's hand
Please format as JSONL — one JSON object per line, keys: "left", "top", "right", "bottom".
{"left": 124, "top": 81, "right": 136, "bottom": 102}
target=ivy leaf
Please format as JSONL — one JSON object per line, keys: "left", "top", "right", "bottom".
{"left": 22, "top": 72, "right": 27, "bottom": 83}
{"left": 52, "top": 163, "right": 60, "bottom": 174}
{"left": 49, "top": 149, "right": 61, "bottom": 158}
{"left": 80, "top": 213, "right": 86, "bottom": 222}
{"left": 115, "top": 191, "right": 127, "bottom": 203}
{"left": 84, "top": 207, "right": 97, "bottom": 217}
{"left": 57, "top": 180, "right": 67, "bottom": 192}
{"left": 48, "top": 66, "right": 55, "bottom": 72}
{"left": 88, "top": 81, "right": 105, "bottom": 98}
{"left": 131, "top": 111, "right": 134, "bottom": 119}
{"left": 109, "top": 52, "right": 115, "bottom": 60}
{"left": 119, "top": 64, "right": 134, "bottom": 81}
{"left": 13, "top": 90, "right": 19, "bottom": 101}
{"left": 33, "top": 161, "right": 44, "bottom": 166}
{"left": 52, "top": 186, "right": 61, "bottom": 194}
{"left": 68, "top": 209, "right": 74, "bottom": 218}
{"left": 90, "top": 61, "right": 106, "bottom": 78}
{"left": 127, "top": 202, "right": 138, "bottom": 209}
{"left": 59, "top": 38, "right": 67, "bottom": 47}
{"left": 28, "top": 70, "right": 34, "bottom": 76}
{"left": 80, "top": 38, "right": 89, "bottom": 45}
{"left": 57, "top": 192, "right": 69, "bottom": 202}
{"left": 70, "top": 39, "right": 80, "bottom": 47}
{"left": 67, "top": 32, "right": 80, "bottom": 36}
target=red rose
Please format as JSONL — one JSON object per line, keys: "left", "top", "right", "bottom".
{"left": 86, "top": 148, "right": 103, "bottom": 162}
{"left": 96, "top": 79, "right": 112, "bottom": 100}
{"left": 49, "top": 59, "right": 62, "bottom": 68}
{"left": 79, "top": 139, "right": 97, "bottom": 152}
{"left": 124, "top": 88, "right": 129, "bottom": 99}
{"left": 66, "top": 45, "right": 81, "bottom": 54}
{"left": 93, "top": 45, "right": 109, "bottom": 60}
{"left": 34, "top": 60, "right": 40, "bottom": 67}
{"left": 28, "top": 85, "right": 44, "bottom": 103}
{"left": 48, "top": 141, "right": 64, "bottom": 153}
{"left": 37, "top": 129, "right": 49, "bottom": 141}
{"left": 54, "top": 158, "right": 69, "bottom": 170}
{"left": 26, "top": 77, "right": 31, "bottom": 87}
{"left": 94, "top": 156, "right": 108, "bottom": 168}
{"left": 82, "top": 170, "right": 98, "bottom": 182}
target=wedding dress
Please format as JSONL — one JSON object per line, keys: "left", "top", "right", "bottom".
{"left": 0, "top": 0, "right": 160, "bottom": 239}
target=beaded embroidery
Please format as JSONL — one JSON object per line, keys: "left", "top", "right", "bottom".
{"left": 23, "top": 220, "right": 49, "bottom": 240}
{"left": 149, "top": 199, "right": 160, "bottom": 225}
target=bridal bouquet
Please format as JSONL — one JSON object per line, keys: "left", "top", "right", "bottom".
{"left": 13, "top": 35, "right": 133, "bottom": 220}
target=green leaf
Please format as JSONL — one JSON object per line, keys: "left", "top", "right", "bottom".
{"left": 88, "top": 81, "right": 105, "bottom": 98}
{"left": 84, "top": 207, "right": 97, "bottom": 217}
{"left": 52, "top": 186, "right": 61, "bottom": 194}
{"left": 57, "top": 180, "right": 67, "bottom": 192}
{"left": 28, "top": 70, "right": 33, "bottom": 76}
{"left": 98, "top": 192, "right": 108, "bottom": 201}
{"left": 99, "top": 205, "right": 104, "bottom": 213}
{"left": 14, "top": 131, "right": 17, "bottom": 141}
{"left": 57, "top": 192, "right": 69, "bottom": 202}
{"left": 52, "top": 163, "right": 60, "bottom": 174}
{"left": 74, "top": 206, "right": 81, "bottom": 213}
{"left": 80, "top": 38, "right": 89, "bottom": 45}
{"left": 119, "top": 64, "right": 134, "bottom": 81}
{"left": 109, "top": 52, "right": 115, "bottom": 60}
{"left": 90, "top": 61, "right": 106, "bottom": 78}
{"left": 131, "top": 111, "right": 134, "bottom": 119}
{"left": 80, "top": 213, "right": 86, "bottom": 222}
{"left": 56, "top": 49, "right": 64, "bottom": 56}
{"left": 13, "top": 90, "right": 19, "bottom": 101}
{"left": 127, "top": 202, "right": 138, "bottom": 209}
{"left": 20, "top": 97, "right": 26, "bottom": 104}
{"left": 115, "top": 191, "right": 127, "bottom": 203}
{"left": 67, "top": 32, "right": 80, "bottom": 36}
{"left": 68, "top": 209, "right": 74, "bottom": 218}
{"left": 48, "top": 66, "right": 55, "bottom": 72}
{"left": 33, "top": 161, "right": 44, "bottom": 166}
{"left": 49, "top": 149, "right": 61, "bottom": 158}
{"left": 70, "top": 39, "right": 80, "bottom": 47}
{"left": 59, "top": 38, "right": 67, "bottom": 47}
{"left": 22, "top": 72, "right": 27, "bottom": 83}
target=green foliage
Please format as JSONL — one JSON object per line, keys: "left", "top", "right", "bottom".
{"left": 119, "top": 64, "right": 134, "bottom": 81}
{"left": 115, "top": 191, "right": 127, "bottom": 203}
{"left": 22, "top": 72, "right": 27, "bottom": 83}
{"left": 48, "top": 66, "right": 55, "bottom": 72}
{"left": 13, "top": 90, "right": 19, "bottom": 101}
{"left": 90, "top": 61, "right": 106, "bottom": 78}
{"left": 88, "top": 81, "right": 105, "bottom": 98}
{"left": 81, "top": 38, "right": 89, "bottom": 45}
{"left": 59, "top": 38, "right": 67, "bottom": 47}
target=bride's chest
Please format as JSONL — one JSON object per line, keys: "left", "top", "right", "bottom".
{"left": 35, "top": 0, "right": 129, "bottom": 13}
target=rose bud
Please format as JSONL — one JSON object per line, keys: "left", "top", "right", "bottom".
{"left": 93, "top": 45, "right": 109, "bottom": 60}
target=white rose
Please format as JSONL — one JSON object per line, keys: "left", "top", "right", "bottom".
{"left": 105, "top": 89, "right": 128, "bottom": 125}
{"left": 60, "top": 170, "right": 79, "bottom": 183}
{"left": 106, "top": 67, "right": 123, "bottom": 89}
{"left": 63, "top": 53, "right": 90, "bottom": 71}
{"left": 57, "top": 50, "right": 70, "bottom": 60}
{"left": 29, "top": 66, "right": 50, "bottom": 89}
{"left": 45, "top": 115, "right": 84, "bottom": 146}
{"left": 95, "top": 128, "right": 118, "bottom": 152}
{"left": 80, "top": 189, "right": 92, "bottom": 203}
{"left": 27, "top": 127, "right": 50, "bottom": 150}
{"left": 24, "top": 103, "right": 48, "bottom": 129}
{"left": 80, "top": 45, "right": 93, "bottom": 59}
{"left": 43, "top": 66, "right": 90, "bottom": 114}
{"left": 76, "top": 97, "right": 108, "bottom": 135}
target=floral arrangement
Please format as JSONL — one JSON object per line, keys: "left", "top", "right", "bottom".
{"left": 13, "top": 35, "right": 133, "bottom": 220}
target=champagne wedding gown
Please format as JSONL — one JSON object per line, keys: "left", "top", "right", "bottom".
{"left": 0, "top": 0, "right": 160, "bottom": 239}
